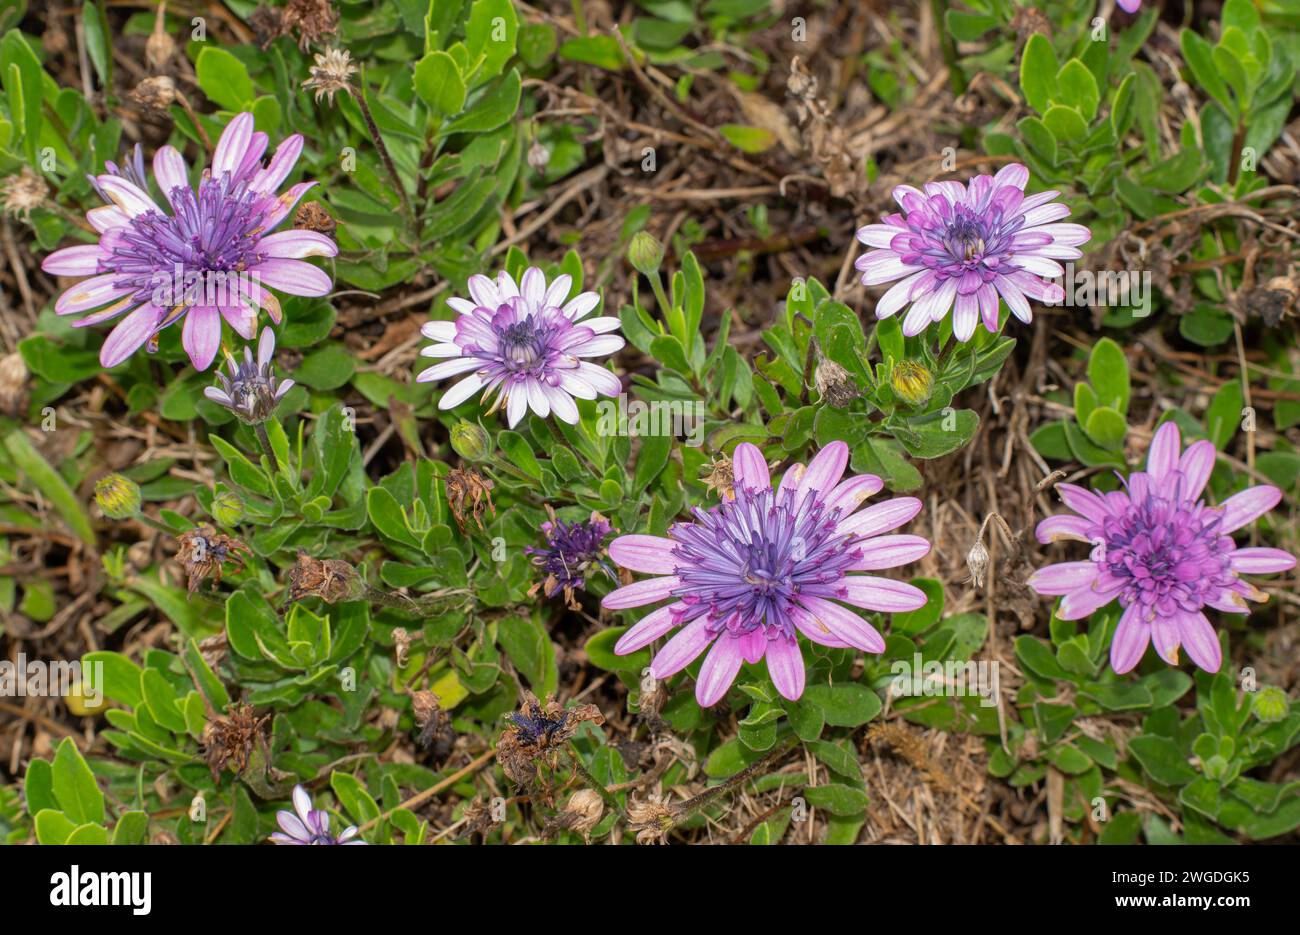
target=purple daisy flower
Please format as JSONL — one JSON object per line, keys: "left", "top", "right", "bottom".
{"left": 270, "top": 784, "right": 365, "bottom": 845}
{"left": 1029, "top": 421, "right": 1295, "bottom": 674}
{"left": 416, "top": 266, "right": 624, "bottom": 428}
{"left": 41, "top": 112, "right": 336, "bottom": 371}
{"left": 855, "top": 163, "right": 1091, "bottom": 341}
{"left": 601, "top": 441, "right": 931, "bottom": 706}
{"left": 203, "top": 327, "right": 294, "bottom": 424}
{"left": 527, "top": 513, "right": 616, "bottom": 602}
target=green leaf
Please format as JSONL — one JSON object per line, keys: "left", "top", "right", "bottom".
{"left": 802, "top": 783, "right": 869, "bottom": 817}
{"left": 800, "top": 683, "right": 881, "bottom": 728}
{"left": 1056, "top": 59, "right": 1100, "bottom": 122}
{"left": 1084, "top": 406, "right": 1127, "bottom": 450}
{"left": 442, "top": 68, "right": 521, "bottom": 135}
{"left": 1205, "top": 381, "right": 1243, "bottom": 449}
{"left": 414, "top": 51, "right": 467, "bottom": 116}
{"left": 51, "top": 737, "right": 104, "bottom": 826}
{"left": 558, "top": 35, "right": 624, "bottom": 71}
{"left": 465, "top": 0, "right": 518, "bottom": 83}
{"left": 1020, "top": 33, "right": 1060, "bottom": 114}
{"left": 1087, "top": 337, "right": 1130, "bottom": 413}
{"left": 331, "top": 771, "right": 381, "bottom": 826}
{"left": 111, "top": 810, "right": 149, "bottom": 845}
{"left": 195, "top": 48, "right": 254, "bottom": 111}
{"left": 1128, "top": 735, "right": 1198, "bottom": 786}
{"left": 82, "top": 651, "right": 144, "bottom": 707}
{"left": 719, "top": 124, "right": 776, "bottom": 153}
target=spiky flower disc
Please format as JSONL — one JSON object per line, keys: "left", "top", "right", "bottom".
{"left": 41, "top": 112, "right": 336, "bottom": 370}
{"left": 601, "top": 441, "right": 932, "bottom": 706}
{"left": 1029, "top": 421, "right": 1295, "bottom": 674}
{"left": 855, "top": 163, "right": 1091, "bottom": 341}
{"left": 417, "top": 266, "right": 624, "bottom": 427}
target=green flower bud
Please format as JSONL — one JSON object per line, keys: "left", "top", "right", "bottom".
{"left": 450, "top": 421, "right": 492, "bottom": 462}
{"left": 890, "top": 359, "right": 933, "bottom": 407}
{"left": 94, "top": 473, "right": 141, "bottom": 520}
{"left": 627, "top": 231, "right": 664, "bottom": 276}
{"left": 1252, "top": 685, "right": 1289, "bottom": 723}
{"left": 211, "top": 490, "right": 245, "bottom": 527}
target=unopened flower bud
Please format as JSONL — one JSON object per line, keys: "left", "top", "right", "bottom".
{"left": 627, "top": 231, "right": 664, "bottom": 276}
{"left": 94, "top": 473, "right": 142, "bottom": 520}
{"left": 211, "top": 490, "right": 245, "bottom": 527}
{"left": 1252, "top": 686, "right": 1288, "bottom": 723}
{"left": 890, "top": 359, "right": 933, "bottom": 407}
{"left": 450, "top": 421, "right": 492, "bottom": 462}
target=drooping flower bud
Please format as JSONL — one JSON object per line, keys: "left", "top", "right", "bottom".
{"left": 94, "top": 473, "right": 142, "bottom": 519}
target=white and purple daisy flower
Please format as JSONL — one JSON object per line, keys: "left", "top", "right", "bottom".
{"left": 41, "top": 112, "right": 336, "bottom": 371}
{"left": 855, "top": 163, "right": 1091, "bottom": 341}
{"left": 270, "top": 784, "right": 365, "bottom": 845}
{"left": 1029, "top": 421, "right": 1295, "bottom": 674}
{"left": 417, "top": 267, "right": 624, "bottom": 428}
{"left": 203, "top": 327, "right": 294, "bottom": 424}
{"left": 601, "top": 441, "right": 931, "bottom": 706}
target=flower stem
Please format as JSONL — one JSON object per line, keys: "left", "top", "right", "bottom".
{"left": 254, "top": 422, "right": 282, "bottom": 474}
{"left": 350, "top": 83, "right": 415, "bottom": 231}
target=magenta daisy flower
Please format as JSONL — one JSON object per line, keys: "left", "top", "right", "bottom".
{"left": 601, "top": 441, "right": 931, "bottom": 706}
{"left": 416, "top": 266, "right": 624, "bottom": 427}
{"left": 855, "top": 163, "right": 1090, "bottom": 341}
{"left": 41, "top": 112, "right": 336, "bottom": 370}
{"left": 1029, "top": 421, "right": 1295, "bottom": 674}
{"left": 270, "top": 784, "right": 365, "bottom": 845}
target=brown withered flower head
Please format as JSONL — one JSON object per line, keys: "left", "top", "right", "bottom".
{"left": 129, "top": 75, "right": 177, "bottom": 115}
{"left": 286, "top": 550, "right": 360, "bottom": 604}
{"left": 546, "top": 788, "right": 604, "bottom": 841}
{"left": 456, "top": 796, "right": 498, "bottom": 841}
{"left": 175, "top": 526, "right": 252, "bottom": 593}
{"left": 411, "top": 689, "right": 455, "bottom": 759}
{"left": 302, "top": 46, "right": 357, "bottom": 104}
{"left": 445, "top": 467, "right": 496, "bottom": 533}
{"left": 700, "top": 456, "right": 735, "bottom": 500}
{"left": 496, "top": 692, "right": 604, "bottom": 786}
{"left": 201, "top": 703, "right": 268, "bottom": 781}
{"left": 251, "top": 0, "right": 339, "bottom": 51}
{"left": 627, "top": 797, "right": 678, "bottom": 845}
{"left": 294, "top": 201, "right": 336, "bottom": 237}
{"left": 1, "top": 167, "right": 47, "bottom": 220}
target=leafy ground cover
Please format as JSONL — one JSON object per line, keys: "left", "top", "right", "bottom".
{"left": 0, "top": 0, "right": 1297, "bottom": 846}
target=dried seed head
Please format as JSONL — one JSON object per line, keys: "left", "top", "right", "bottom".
{"left": 0, "top": 352, "right": 28, "bottom": 417}
{"left": 175, "top": 526, "right": 252, "bottom": 593}
{"left": 966, "top": 537, "right": 989, "bottom": 589}
{"left": 627, "top": 798, "right": 676, "bottom": 845}
{"left": 145, "top": 4, "right": 176, "bottom": 71}
{"left": 1, "top": 167, "right": 47, "bottom": 220}
{"left": 130, "top": 75, "right": 177, "bottom": 114}
{"left": 445, "top": 468, "right": 496, "bottom": 532}
{"left": 1246, "top": 275, "right": 1297, "bottom": 327}
{"left": 201, "top": 703, "right": 268, "bottom": 780}
{"left": 303, "top": 47, "right": 357, "bottom": 104}
{"left": 551, "top": 789, "right": 604, "bottom": 839}
{"left": 294, "top": 200, "right": 336, "bottom": 236}
{"left": 701, "top": 457, "right": 735, "bottom": 500}
{"left": 527, "top": 140, "right": 551, "bottom": 173}
{"left": 496, "top": 692, "right": 604, "bottom": 786}
{"left": 94, "top": 473, "right": 142, "bottom": 520}
{"left": 814, "top": 355, "right": 859, "bottom": 408}
{"left": 391, "top": 627, "right": 411, "bottom": 668}
{"left": 286, "top": 550, "right": 361, "bottom": 604}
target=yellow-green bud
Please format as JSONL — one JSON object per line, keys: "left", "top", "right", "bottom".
{"left": 450, "top": 421, "right": 492, "bottom": 462}
{"left": 94, "top": 473, "right": 141, "bottom": 520}
{"left": 890, "top": 359, "right": 933, "bottom": 407}
{"left": 627, "top": 231, "right": 664, "bottom": 276}
{"left": 211, "top": 490, "right": 245, "bottom": 527}
{"left": 1252, "top": 686, "right": 1288, "bottom": 723}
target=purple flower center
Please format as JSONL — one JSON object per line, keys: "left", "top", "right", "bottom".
{"left": 904, "top": 200, "right": 1022, "bottom": 280}
{"left": 103, "top": 173, "right": 268, "bottom": 304}
{"left": 527, "top": 518, "right": 613, "bottom": 596}
{"left": 1096, "top": 493, "right": 1235, "bottom": 618}
{"left": 668, "top": 485, "right": 862, "bottom": 640}
{"left": 498, "top": 316, "right": 550, "bottom": 372}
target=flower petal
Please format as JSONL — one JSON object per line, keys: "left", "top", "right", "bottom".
{"left": 614, "top": 603, "right": 683, "bottom": 654}
{"left": 796, "top": 595, "right": 885, "bottom": 653}
{"left": 608, "top": 535, "right": 680, "bottom": 574}
{"left": 765, "top": 636, "right": 806, "bottom": 701}
{"left": 1218, "top": 485, "right": 1282, "bottom": 533}
{"left": 1027, "top": 561, "right": 1099, "bottom": 596}
{"left": 649, "top": 617, "right": 713, "bottom": 678}
{"left": 602, "top": 575, "right": 681, "bottom": 609}
{"left": 695, "top": 637, "right": 744, "bottom": 707}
